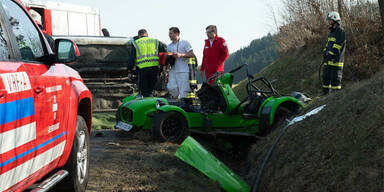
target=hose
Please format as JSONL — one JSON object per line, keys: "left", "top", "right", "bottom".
{"left": 251, "top": 118, "right": 291, "bottom": 192}
{"left": 251, "top": 105, "right": 326, "bottom": 192}
{"left": 318, "top": 61, "right": 325, "bottom": 88}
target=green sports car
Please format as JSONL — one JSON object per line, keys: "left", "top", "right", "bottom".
{"left": 115, "top": 64, "right": 303, "bottom": 143}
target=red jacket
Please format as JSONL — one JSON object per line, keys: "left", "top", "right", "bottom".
{"left": 201, "top": 36, "right": 229, "bottom": 73}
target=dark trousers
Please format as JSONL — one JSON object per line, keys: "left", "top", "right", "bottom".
{"left": 138, "top": 66, "right": 159, "bottom": 97}
{"left": 322, "top": 65, "right": 343, "bottom": 94}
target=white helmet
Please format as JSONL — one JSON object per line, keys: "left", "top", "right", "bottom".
{"left": 327, "top": 11, "right": 341, "bottom": 22}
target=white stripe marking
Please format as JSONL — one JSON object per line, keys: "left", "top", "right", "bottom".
{"left": 52, "top": 103, "right": 58, "bottom": 112}
{"left": 0, "top": 122, "right": 36, "bottom": 154}
{"left": 0, "top": 141, "right": 66, "bottom": 191}
{"left": 48, "top": 123, "right": 60, "bottom": 133}
{"left": 46, "top": 85, "right": 62, "bottom": 93}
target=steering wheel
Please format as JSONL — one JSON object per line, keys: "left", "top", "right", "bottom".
{"left": 247, "top": 83, "right": 269, "bottom": 98}
{"left": 246, "top": 77, "right": 278, "bottom": 97}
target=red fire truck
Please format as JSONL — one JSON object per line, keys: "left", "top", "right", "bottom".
{"left": 0, "top": 0, "right": 92, "bottom": 191}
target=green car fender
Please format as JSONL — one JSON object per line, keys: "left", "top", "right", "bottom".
{"left": 122, "top": 93, "right": 138, "bottom": 103}
{"left": 259, "top": 96, "right": 303, "bottom": 131}
{"left": 157, "top": 105, "right": 190, "bottom": 127}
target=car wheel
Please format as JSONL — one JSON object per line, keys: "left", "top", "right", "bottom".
{"left": 152, "top": 111, "right": 189, "bottom": 143}
{"left": 57, "top": 115, "right": 90, "bottom": 192}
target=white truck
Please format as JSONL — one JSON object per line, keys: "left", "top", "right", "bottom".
{"left": 21, "top": 0, "right": 101, "bottom": 36}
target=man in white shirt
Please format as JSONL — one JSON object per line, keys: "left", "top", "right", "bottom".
{"left": 167, "top": 27, "right": 195, "bottom": 99}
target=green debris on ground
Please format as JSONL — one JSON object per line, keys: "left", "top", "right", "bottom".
{"left": 175, "top": 136, "right": 250, "bottom": 192}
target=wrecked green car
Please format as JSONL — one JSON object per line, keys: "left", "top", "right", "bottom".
{"left": 115, "top": 64, "right": 303, "bottom": 143}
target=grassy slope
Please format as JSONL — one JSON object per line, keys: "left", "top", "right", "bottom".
{"left": 233, "top": 43, "right": 324, "bottom": 100}
{"left": 235, "top": 45, "right": 384, "bottom": 191}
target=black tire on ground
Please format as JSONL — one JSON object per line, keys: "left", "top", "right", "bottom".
{"left": 152, "top": 111, "right": 189, "bottom": 143}
{"left": 57, "top": 116, "right": 90, "bottom": 192}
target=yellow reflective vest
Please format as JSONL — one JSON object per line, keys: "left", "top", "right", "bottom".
{"left": 132, "top": 37, "right": 159, "bottom": 69}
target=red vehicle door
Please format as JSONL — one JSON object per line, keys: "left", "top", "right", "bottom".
{"left": 0, "top": 0, "right": 70, "bottom": 191}
{"left": 0, "top": 27, "right": 37, "bottom": 192}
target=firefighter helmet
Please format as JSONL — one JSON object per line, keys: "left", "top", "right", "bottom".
{"left": 326, "top": 11, "right": 341, "bottom": 22}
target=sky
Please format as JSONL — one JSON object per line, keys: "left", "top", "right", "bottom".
{"left": 57, "top": 0, "right": 284, "bottom": 62}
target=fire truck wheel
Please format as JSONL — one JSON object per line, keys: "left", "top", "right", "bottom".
{"left": 57, "top": 115, "right": 90, "bottom": 191}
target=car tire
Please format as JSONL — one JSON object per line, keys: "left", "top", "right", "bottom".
{"left": 152, "top": 111, "right": 189, "bottom": 143}
{"left": 57, "top": 115, "right": 90, "bottom": 192}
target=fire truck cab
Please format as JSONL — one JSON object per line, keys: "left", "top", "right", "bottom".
{"left": 21, "top": 0, "right": 101, "bottom": 36}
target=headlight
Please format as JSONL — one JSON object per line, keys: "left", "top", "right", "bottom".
{"left": 156, "top": 99, "right": 165, "bottom": 109}
{"left": 122, "top": 107, "right": 133, "bottom": 122}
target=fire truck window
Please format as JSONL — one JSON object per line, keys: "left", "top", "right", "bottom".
{"left": 0, "top": 24, "right": 10, "bottom": 60}
{"left": 1, "top": 0, "right": 44, "bottom": 62}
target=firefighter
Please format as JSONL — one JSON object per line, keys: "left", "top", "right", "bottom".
{"left": 322, "top": 11, "right": 346, "bottom": 95}
{"left": 128, "top": 29, "right": 165, "bottom": 97}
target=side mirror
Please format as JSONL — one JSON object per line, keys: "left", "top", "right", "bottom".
{"left": 54, "top": 39, "right": 80, "bottom": 63}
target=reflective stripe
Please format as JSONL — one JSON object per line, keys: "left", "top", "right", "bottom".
{"left": 329, "top": 51, "right": 335, "bottom": 55}
{"left": 328, "top": 61, "right": 344, "bottom": 67}
{"left": 0, "top": 122, "right": 36, "bottom": 154}
{"left": 188, "top": 58, "right": 196, "bottom": 65}
{"left": 137, "top": 54, "right": 159, "bottom": 60}
{"left": 331, "top": 85, "right": 341, "bottom": 89}
{"left": 137, "top": 59, "right": 159, "bottom": 69}
{"left": 187, "top": 93, "right": 196, "bottom": 98}
{"left": 136, "top": 59, "right": 159, "bottom": 65}
{"left": 189, "top": 80, "right": 197, "bottom": 84}
{"left": 332, "top": 43, "right": 342, "bottom": 50}
{"left": 131, "top": 40, "right": 141, "bottom": 57}
{"left": 0, "top": 140, "right": 66, "bottom": 191}
{"left": 322, "top": 85, "right": 331, "bottom": 88}
{"left": 328, "top": 37, "right": 336, "bottom": 42}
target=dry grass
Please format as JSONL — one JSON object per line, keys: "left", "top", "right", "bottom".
{"left": 246, "top": 69, "right": 384, "bottom": 192}
{"left": 86, "top": 130, "right": 222, "bottom": 192}
{"left": 277, "top": 0, "right": 383, "bottom": 81}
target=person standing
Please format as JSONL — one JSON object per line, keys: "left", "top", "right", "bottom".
{"left": 200, "top": 25, "right": 229, "bottom": 85}
{"left": 166, "top": 27, "right": 195, "bottom": 99}
{"left": 128, "top": 29, "right": 165, "bottom": 97}
{"left": 322, "top": 11, "right": 346, "bottom": 95}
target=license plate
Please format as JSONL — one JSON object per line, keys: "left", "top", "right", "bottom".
{"left": 115, "top": 121, "right": 133, "bottom": 132}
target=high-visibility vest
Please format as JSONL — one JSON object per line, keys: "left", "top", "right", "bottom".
{"left": 132, "top": 37, "right": 159, "bottom": 69}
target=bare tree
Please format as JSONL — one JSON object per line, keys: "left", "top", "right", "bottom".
{"left": 379, "top": 0, "right": 384, "bottom": 28}
{"left": 337, "top": 0, "right": 344, "bottom": 18}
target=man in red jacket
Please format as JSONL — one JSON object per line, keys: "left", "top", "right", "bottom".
{"left": 200, "top": 25, "right": 229, "bottom": 84}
